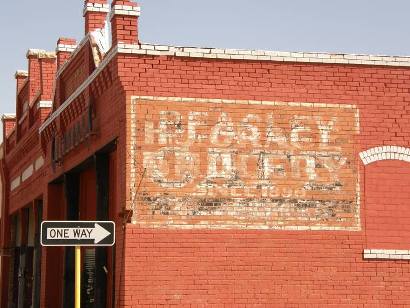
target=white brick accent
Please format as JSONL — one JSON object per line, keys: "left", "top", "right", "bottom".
{"left": 363, "top": 249, "right": 410, "bottom": 260}
{"left": 15, "top": 70, "right": 28, "bottom": 78}
{"left": 117, "top": 43, "right": 410, "bottom": 67}
{"left": 37, "top": 101, "right": 53, "bottom": 109}
{"left": 359, "top": 146, "right": 410, "bottom": 165}
{"left": 56, "top": 44, "right": 77, "bottom": 53}
{"left": 2, "top": 113, "right": 16, "bottom": 120}
{"left": 109, "top": 5, "right": 141, "bottom": 20}
{"left": 21, "top": 165, "right": 34, "bottom": 182}
{"left": 132, "top": 95, "right": 357, "bottom": 110}
{"left": 83, "top": 2, "right": 110, "bottom": 16}
{"left": 34, "top": 156, "right": 45, "bottom": 170}
{"left": 26, "top": 49, "right": 56, "bottom": 59}
{"left": 10, "top": 156, "right": 45, "bottom": 191}
{"left": 10, "top": 176, "right": 21, "bottom": 191}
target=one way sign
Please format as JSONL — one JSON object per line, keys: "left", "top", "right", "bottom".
{"left": 41, "top": 221, "right": 115, "bottom": 247}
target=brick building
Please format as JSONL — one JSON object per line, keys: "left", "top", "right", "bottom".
{"left": 1, "top": 0, "right": 410, "bottom": 307}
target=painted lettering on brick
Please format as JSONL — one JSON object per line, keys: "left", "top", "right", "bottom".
{"left": 133, "top": 98, "right": 360, "bottom": 230}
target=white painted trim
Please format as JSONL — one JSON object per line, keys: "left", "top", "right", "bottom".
{"left": 359, "top": 146, "right": 410, "bottom": 165}
{"left": 10, "top": 156, "right": 44, "bottom": 191}
{"left": 83, "top": 3, "right": 110, "bottom": 16}
{"left": 21, "top": 165, "right": 34, "bottom": 182}
{"left": 34, "top": 156, "right": 45, "bottom": 170}
{"left": 118, "top": 43, "right": 410, "bottom": 67}
{"left": 132, "top": 95, "right": 358, "bottom": 109}
{"left": 15, "top": 70, "right": 28, "bottom": 78}
{"left": 2, "top": 114, "right": 16, "bottom": 120}
{"left": 109, "top": 5, "right": 141, "bottom": 20}
{"left": 39, "top": 45, "right": 118, "bottom": 133}
{"left": 56, "top": 44, "right": 77, "bottom": 53}
{"left": 10, "top": 176, "right": 21, "bottom": 191}
{"left": 26, "top": 49, "right": 56, "bottom": 59}
{"left": 364, "top": 249, "right": 410, "bottom": 260}
{"left": 37, "top": 101, "right": 53, "bottom": 109}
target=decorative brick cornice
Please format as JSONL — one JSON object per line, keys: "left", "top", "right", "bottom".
{"left": 83, "top": 2, "right": 110, "bottom": 16}
{"left": 26, "top": 49, "right": 56, "bottom": 59}
{"left": 364, "top": 249, "right": 410, "bottom": 260}
{"left": 15, "top": 70, "right": 28, "bottom": 78}
{"left": 56, "top": 35, "right": 91, "bottom": 78}
{"left": 359, "top": 146, "right": 410, "bottom": 165}
{"left": 2, "top": 114, "right": 16, "bottom": 120}
{"left": 110, "top": 5, "right": 141, "bottom": 20}
{"left": 40, "top": 45, "right": 118, "bottom": 134}
{"left": 56, "top": 44, "right": 77, "bottom": 53}
{"left": 117, "top": 43, "right": 410, "bottom": 67}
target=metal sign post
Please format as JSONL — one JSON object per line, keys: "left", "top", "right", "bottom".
{"left": 75, "top": 246, "right": 81, "bottom": 308}
{"left": 40, "top": 221, "right": 115, "bottom": 307}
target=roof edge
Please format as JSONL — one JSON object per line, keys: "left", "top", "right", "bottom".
{"left": 15, "top": 70, "right": 28, "bottom": 78}
{"left": 27, "top": 49, "right": 56, "bottom": 59}
{"left": 117, "top": 42, "right": 410, "bottom": 67}
{"left": 2, "top": 113, "right": 16, "bottom": 120}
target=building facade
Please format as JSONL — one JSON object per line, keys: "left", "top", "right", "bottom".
{"left": 1, "top": 0, "right": 410, "bottom": 307}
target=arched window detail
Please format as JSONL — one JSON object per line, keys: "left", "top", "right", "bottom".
{"left": 359, "top": 146, "right": 410, "bottom": 165}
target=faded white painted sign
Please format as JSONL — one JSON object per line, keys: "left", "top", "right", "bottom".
{"left": 131, "top": 97, "right": 360, "bottom": 230}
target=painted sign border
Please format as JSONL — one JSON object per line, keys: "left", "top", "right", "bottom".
{"left": 129, "top": 95, "right": 362, "bottom": 231}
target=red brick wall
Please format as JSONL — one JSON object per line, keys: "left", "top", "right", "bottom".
{"left": 5, "top": 35, "right": 410, "bottom": 307}
{"left": 27, "top": 55, "right": 41, "bottom": 103}
{"left": 39, "top": 58, "right": 56, "bottom": 101}
{"left": 121, "top": 226, "right": 410, "bottom": 307}
{"left": 364, "top": 160, "right": 410, "bottom": 250}
{"left": 117, "top": 54, "right": 410, "bottom": 306}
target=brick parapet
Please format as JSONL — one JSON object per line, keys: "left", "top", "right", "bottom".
{"left": 83, "top": 0, "right": 109, "bottom": 34}
{"left": 83, "top": 1, "right": 110, "bottom": 16}
{"left": 118, "top": 42, "right": 410, "bottom": 67}
{"left": 56, "top": 44, "right": 77, "bottom": 53}
{"left": 14, "top": 70, "right": 28, "bottom": 78}
{"left": 26, "top": 49, "right": 56, "bottom": 59}
{"left": 109, "top": 4, "right": 140, "bottom": 20}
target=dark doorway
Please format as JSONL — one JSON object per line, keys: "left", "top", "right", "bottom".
{"left": 61, "top": 147, "right": 116, "bottom": 308}
{"left": 8, "top": 201, "right": 42, "bottom": 308}
{"left": 32, "top": 201, "right": 43, "bottom": 307}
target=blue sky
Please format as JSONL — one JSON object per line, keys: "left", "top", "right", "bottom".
{"left": 1, "top": 0, "right": 410, "bottom": 140}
